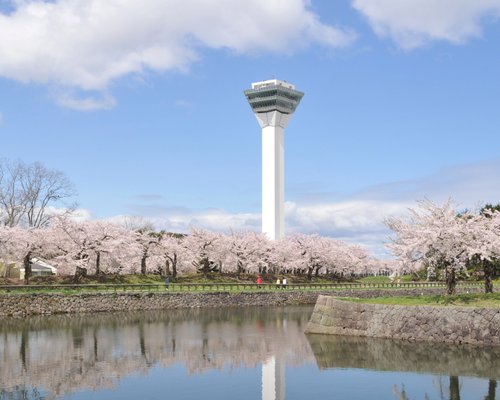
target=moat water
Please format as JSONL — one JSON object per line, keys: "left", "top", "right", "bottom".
{"left": 0, "top": 306, "right": 498, "bottom": 399}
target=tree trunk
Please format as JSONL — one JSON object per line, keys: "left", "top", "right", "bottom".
{"left": 73, "top": 266, "right": 87, "bottom": 283}
{"left": 445, "top": 265, "right": 456, "bottom": 295}
{"left": 20, "top": 328, "right": 28, "bottom": 370}
{"left": 485, "top": 380, "right": 497, "bottom": 400}
{"left": 141, "top": 250, "right": 147, "bottom": 275}
{"left": 172, "top": 254, "right": 177, "bottom": 278}
{"left": 307, "top": 267, "right": 313, "bottom": 281}
{"left": 483, "top": 259, "right": 494, "bottom": 293}
{"left": 138, "top": 323, "right": 146, "bottom": 359}
{"left": 23, "top": 251, "right": 32, "bottom": 285}
{"left": 95, "top": 251, "right": 101, "bottom": 275}
{"left": 450, "top": 376, "right": 460, "bottom": 400}
{"left": 199, "top": 257, "right": 210, "bottom": 276}
{"left": 93, "top": 330, "right": 98, "bottom": 360}
{"left": 164, "top": 260, "right": 171, "bottom": 277}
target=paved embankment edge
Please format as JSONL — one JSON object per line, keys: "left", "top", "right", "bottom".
{"left": 306, "top": 295, "right": 500, "bottom": 346}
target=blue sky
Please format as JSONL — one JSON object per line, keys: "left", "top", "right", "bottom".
{"left": 1, "top": 0, "right": 500, "bottom": 256}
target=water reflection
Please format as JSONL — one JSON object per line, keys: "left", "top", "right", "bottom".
{"left": 263, "top": 356, "right": 285, "bottom": 400}
{"left": 306, "top": 334, "right": 500, "bottom": 399}
{"left": 0, "top": 307, "right": 498, "bottom": 400}
{"left": 391, "top": 378, "right": 497, "bottom": 400}
{"left": 0, "top": 307, "right": 312, "bottom": 399}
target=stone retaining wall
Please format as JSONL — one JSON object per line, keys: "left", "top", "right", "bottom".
{"left": 0, "top": 286, "right": 486, "bottom": 317}
{"left": 306, "top": 295, "right": 500, "bottom": 346}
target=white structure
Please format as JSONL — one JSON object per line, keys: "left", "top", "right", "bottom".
{"left": 20, "top": 258, "right": 57, "bottom": 280}
{"left": 244, "top": 79, "right": 304, "bottom": 240}
{"left": 262, "top": 356, "right": 285, "bottom": 400}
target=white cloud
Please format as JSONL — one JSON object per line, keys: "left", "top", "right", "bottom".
{"left": 66, "top": 207, "right": 93, "bottom": 223}
{"left": 43, "top": 206, "right": 92, "bottom": 223}
{"left": 112, "top": 200, "right": 406, "bottom": 257}
{"left": 127, "top": 206, "right": 262, "bottom": 233}
{"left": 0, "top": 0, "right": 355, "bottom": 109}
{"left": 352, "top": 0, "right": 500, "bottom": 49}
{"left": 53, "top": 90, "right": 117, "bottom": 111}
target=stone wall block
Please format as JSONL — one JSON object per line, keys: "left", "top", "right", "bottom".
{"left": 305, "top": 297, "right": 499, "bottom": 346}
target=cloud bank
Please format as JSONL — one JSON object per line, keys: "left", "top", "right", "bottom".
{"left": 0, "top": 0, "right": 354, "bottom": 109}
{"left": 109, "top": 159, "right": 500, "bottom": 257}
{"left": 352, "top": 0, "right": 500, "bottom": 49}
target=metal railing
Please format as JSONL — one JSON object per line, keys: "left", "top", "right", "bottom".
{"left": 0, "top": 281, "right": 485, "bottom": 294}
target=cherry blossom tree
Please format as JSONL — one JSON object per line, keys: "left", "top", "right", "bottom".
{"left": 288, "top": 234, "right": 328, "bottom": 280}
{"left": 133, "top": 229, "right": 161, "bottom": 275}
{"left": 151, "top": 232, "right": 185, "bottom": 277}
{"left": 181, "top": 228, "right": 223, "bottom": 276}
{"left": 254, "top": 239, "right": 282, "bottom": 275}
{"left": 323, "top": 240, "right": 369, "bottom": 278}
{"left": 51, "top": 218, "right": 134, "bottom": 278}
{"left": 385, "top": 200, "right": 470, "bottom": 294}
{"left": 462, "top": 209, "right": 500, "bottom": 293}
{"left": 1, "top": 215, "right": 394, "bottom": 283}
{"left": 385, "top": 199, "right": 500, "bottom": 294}
{"left": 286, "top": 234, "right": 373, "bottom": 280}
{"left": 224, "top": 231, "right": 267, "bottom": 276}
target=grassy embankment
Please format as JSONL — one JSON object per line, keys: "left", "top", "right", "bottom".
{"left": 0, "top": 274, "right": 497, "bottom": 296}
{"left": 4, "top": 273, "right": 496, "bottom": 285}
{"left": 0, "top": 273, "right": 350, "bottom": 286}
{"left": 346, "top": 292, "right": 500, "bottom": 308}
{"left": 0, "top": 273, "right": 359, "bottom": 294}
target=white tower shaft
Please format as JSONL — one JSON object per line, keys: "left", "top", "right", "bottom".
{"left": 262, "top": 125, "right": 285, "bottom": 241}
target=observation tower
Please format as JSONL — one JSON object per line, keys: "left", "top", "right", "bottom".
{"left": 244, "top": 79, "right": 304, "bottom": 240}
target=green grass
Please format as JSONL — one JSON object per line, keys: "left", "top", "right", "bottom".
{"left": 357, "top": 275, "right": 416, "bottom": 284}
{"left": 0, "top": 273, "right": 495, "bottom": 297}
{"left": 4, "top": 272, "right": 495, "bottom": 286}
{"left": 0, "top": 272, "right": 344, "bottom": 286}
{"left": 346, "top": 292, "right": 500, "bottom": 308}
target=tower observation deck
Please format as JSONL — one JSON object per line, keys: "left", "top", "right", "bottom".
{"left": 244, "top": 79, "right": 304, "bottom": 240}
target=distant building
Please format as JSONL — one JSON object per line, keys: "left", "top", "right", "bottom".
{"left": 22, "top": 258, "right": 58, "bottom": 280}
{"left": 1, "top": 257, "right": 57, "bottom": 280}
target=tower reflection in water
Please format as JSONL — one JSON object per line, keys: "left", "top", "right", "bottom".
{"left": 262, "top": 356, "right": 285, "bottom": 400}
{"left": 0, "top": 306, "right": 498, "bottom": 400}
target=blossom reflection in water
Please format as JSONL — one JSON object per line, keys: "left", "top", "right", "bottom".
{"left": 0, "top": 306, "right": 498, "bottom": 400}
